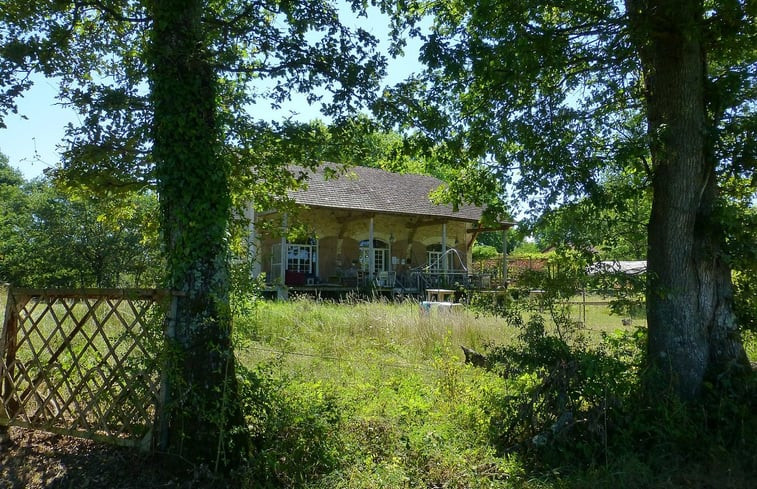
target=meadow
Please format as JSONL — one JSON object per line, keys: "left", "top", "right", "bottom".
{"left": 2, "top": 286, "right": 755, "bottom": 488}
{"left": 234, "top": 297, "right": 533, "bottom": 488}
{"left": 230, "top": 295, "right": 756, "bottom": 489}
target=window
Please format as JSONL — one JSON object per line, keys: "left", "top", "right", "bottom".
{"left": 271, "top": 237, "right": 318, "bottom": 279}
{"left": 359, "top": 239, "right": 388, "bottom": 273}
{"left": 426, "top": 244, "right": 454, "bottom": 272}
{"left": 287, "top": 244, "right": 315, "bottom": 274}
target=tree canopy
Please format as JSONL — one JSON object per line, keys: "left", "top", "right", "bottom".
{"left": 1, "top": 0, "right": 387, "bottom": 468}
{"left": 0, "top": 1, "right": 386, "bottom": 190}
{"left": 375, "top": 0, "right": 756, "bottom": 399}
{"left": 0, "top": 153, "right": 162, "bottom": 288}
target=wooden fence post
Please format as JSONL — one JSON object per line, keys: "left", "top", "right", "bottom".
{"left": 0, "top": 286, "right": 19, "bottom": 443}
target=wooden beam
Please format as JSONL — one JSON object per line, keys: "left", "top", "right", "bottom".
{"left": 467, "top": 222, "right": 516, "bottom": 247}
{"left": 468, "top": 227, "right": 480, "bottom": 249}
{"left": 407, "top": 218, "right": 453, "bottom": 229}
{"left": 465, "top": 223, "right": 516, "bottom": 233}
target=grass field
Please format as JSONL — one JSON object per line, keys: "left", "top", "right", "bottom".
{"left": 226, "top": 300, "right": 728, "bottom": 489}
{"left": 234, "top": 298, "right": 524, "bottom": 488}
{"left": 232, "top": 296, "right": 756, "bottom": 488}
{"left": 2, "top": 286, "right": 754, "bottom": 487}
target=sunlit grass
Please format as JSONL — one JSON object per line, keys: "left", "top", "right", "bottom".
{"left": 236, "top": 297, "right": 521, "bottom": 368}
{"left": 234, "top": 297, "right": 757, "bottom": 488}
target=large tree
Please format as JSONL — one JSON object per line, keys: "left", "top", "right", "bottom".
{"left": 376, "top": 0, "right": 756, "bottom": 399}
{"left": 1, "top": 0, "right": 383, "bottom": 468}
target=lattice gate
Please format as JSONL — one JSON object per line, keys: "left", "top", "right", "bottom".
{"left": 0, "top": 287, "right": 176, "bottom": 449}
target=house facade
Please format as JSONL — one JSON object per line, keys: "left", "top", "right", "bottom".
{"left": 248, "top": 165, "right": 505, "bottom": 296}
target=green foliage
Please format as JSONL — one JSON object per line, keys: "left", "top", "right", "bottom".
{"left": 509, "top": 241, "right": 541, "bottom": 257}
{"left": 233, "top": 298, "right": 756, "bottom": 487}
{"left": 515, "top": 248, "right": 593, "bottom": 301}
{"left": 472, "top": 243, "right": 498, "bottom": 261}
{"left": 722, "top": 177, "right": 757, "bottom": 332}
{"left": 734, "top": 270, "right": 757, "bottom": 332}
{"left": 527, "top": 171, "right": 651, "bottom": 260}
{"left": 0, "top": 161, "right": 162, "bottom": 287}
{"left": 472, "top": 289, "right": 757, "bottom": 478}
{"left": 237, "top": 299, "right": 529, "bottom": 487}
{"left": 375, "top": 0, "right": 755, "bottom": 399}
{"left": 485, "top": 306, "right": 643, "bottom": 469}
{"left": 1, "top": 1, "right": 387, "bottom": 197}
{"left": 1, "top": 0, "right": 388, "bottom": 469}
{"left": 238, "top": 361, "right": 343, "bottom": 488}
{"left": 472, "top": 230, "right": 504, "bottom": 251}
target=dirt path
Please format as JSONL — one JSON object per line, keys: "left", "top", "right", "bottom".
{"left": 0, "top": 428, "right": 224, "bottom": 488}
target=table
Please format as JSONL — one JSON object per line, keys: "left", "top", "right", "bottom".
{"left": 425, "top": 288, "right": 456, "bottom": 302}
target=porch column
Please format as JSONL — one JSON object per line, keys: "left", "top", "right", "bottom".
{"left": 462, "top": 224, "right": 470, "bottom": 267}
{"left": 442, "top": 222, "right": 448, "bottom": 273}
{"left": 278, "top": 213, "right": 288, "bottom": 299}
{"left": 244, "top": 205, "right": 261, "bottom": 277}
{"left": 369, "top": 216, "right": 375, "bottom": 279}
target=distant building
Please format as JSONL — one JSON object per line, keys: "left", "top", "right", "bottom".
{"left": 247, "top": 164, "right": 513, "bottom": 296}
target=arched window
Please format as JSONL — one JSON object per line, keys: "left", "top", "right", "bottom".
{"left": 359, "top": 239, "right": 388, "bottom": 273}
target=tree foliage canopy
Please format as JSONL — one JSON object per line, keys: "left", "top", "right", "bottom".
{"left": 374, "top": 0, "right": 756, "bottom": 217}
{"left": 0, "top": 0, "right": 386, "bottom": 193}
{"left": 375, "top": 0, "right": 756, "bottom": 399}
{"left": 0, "top": 153, "right": 162, "bottom": 288}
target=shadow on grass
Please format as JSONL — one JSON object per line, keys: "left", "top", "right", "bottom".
{"left": 0, "top": 428, "right": 224, "bottom": 489}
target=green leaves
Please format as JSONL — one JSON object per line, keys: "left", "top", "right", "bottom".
{"left": 375, "top": 1, "right": 642, "bottom": 214}
{"left": 0, "top": 159, "right": 162, "bottom": 288}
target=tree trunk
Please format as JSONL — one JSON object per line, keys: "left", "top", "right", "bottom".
{"left": 627, "top": 0, "right": 749, "bottom": 400}
{"left": 148, "top": 0, "right": 247, "bottom": 468}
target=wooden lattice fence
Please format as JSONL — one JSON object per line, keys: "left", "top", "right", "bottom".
{"left": 0, "top": 287, "right": 176, "bottom": 449}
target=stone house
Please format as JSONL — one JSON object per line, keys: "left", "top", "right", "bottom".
{"left": 248, "top": 165, "right": 508, "bottom": 296}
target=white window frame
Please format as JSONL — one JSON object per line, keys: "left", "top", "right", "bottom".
{"left": 427, "top": 245, "right": 454, "bottom": 272}
{"left": 359, "top": 239, "right": 389, "bottom": 273}
{"left": 286, "top": 243, "right": 316, "bottom": 274}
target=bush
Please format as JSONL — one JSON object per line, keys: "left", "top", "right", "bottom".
{"left": 238, "top": 361, "right": 343, "bottom": 488}
{"left": 481, "top": 296, "right": 757, "bottom": 479}
{"left": 472, "top": 244, "right": 499, "bottom": 261}
{"left": 734, "top": 270, "right": 757, "bottom": 333}
{"left": 484, "top": 306, "right": 642, "bottom": 469}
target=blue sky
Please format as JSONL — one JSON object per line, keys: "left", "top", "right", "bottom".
{"left": 0, "top": 76, "right": 78, "bottom": 179}
{"left": 0, "top": 4, "right": 423, "bottom": 180}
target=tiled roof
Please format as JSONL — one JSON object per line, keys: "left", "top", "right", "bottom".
{"left": 289, "top": 165, "right": 484, "bottom": 222}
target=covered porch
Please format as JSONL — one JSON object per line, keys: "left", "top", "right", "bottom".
{"left": 252, "top": 208, "right": 511, "bottom": 299}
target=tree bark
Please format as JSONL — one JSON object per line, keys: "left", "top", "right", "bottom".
{"left": 148, "top": 0, "right": 247, "bottom": 468}
{"left": 626, "top": 0, "right": 749, "bottom": 400}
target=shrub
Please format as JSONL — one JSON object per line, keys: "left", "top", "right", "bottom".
{"left": 482, "top": 296, "right": 757, "bottom": 479}
{"left": 238, "top": 361, "right": 343, "bottom": 488}
{"left": 734, "top": 270, "right": 757, "bottom": 333}
{"left": 473, "top": 244, "right": 499, "bottom": 261}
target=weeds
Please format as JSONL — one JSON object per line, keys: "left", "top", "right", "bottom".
{"left": 233, "top": 296, "right": 757, "bottom": 488}
{"left": 479, "top": 294, "right": 757, "bottom": 485}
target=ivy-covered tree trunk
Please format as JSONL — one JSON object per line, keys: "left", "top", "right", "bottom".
{"left": 148, "top": 0, "right": 247, "bottom": 467}
{"left": 627, "top": 0, "right": 749, "bottom": 400}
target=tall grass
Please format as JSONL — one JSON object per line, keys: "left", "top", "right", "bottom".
{"left": 236, "top": 296, "right": 521, "bottom": 368}
{"left": 234, "top": 297, "right": 757, "bottom": 489}
{"left": 234, "top": 297, "right": 527, "bottom": 488}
